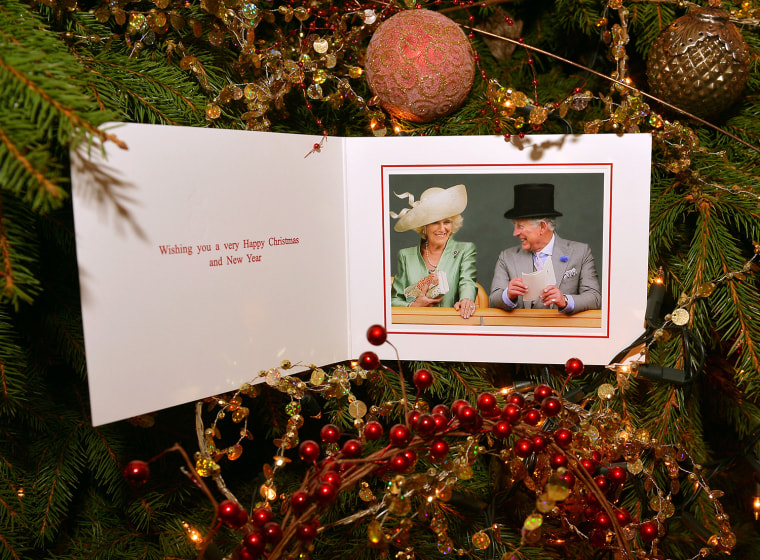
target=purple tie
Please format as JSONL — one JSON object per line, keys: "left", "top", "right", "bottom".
{"left": 534, "top": 252, "right": 547, "bottom": 271}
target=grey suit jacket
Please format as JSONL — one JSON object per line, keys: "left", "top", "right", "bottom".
{"left": 488, "top": 235, "right": 601, "bottom": 313}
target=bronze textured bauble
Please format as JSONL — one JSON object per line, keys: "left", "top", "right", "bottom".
{"left": 365, "top": 9, "right": 475, "bottom": 123}
{"left": 646, "top": 7, "right": 750, "bottom": 119}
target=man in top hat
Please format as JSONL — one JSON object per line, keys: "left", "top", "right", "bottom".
{"left": 489, "top": 183, "right": 601, "bottom": 314}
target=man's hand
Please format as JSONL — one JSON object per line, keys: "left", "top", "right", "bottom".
{"left": 506, "top": 277, "right": 528, "bottom": 302}
{"left": 541, "top": 285, "right": 567, "bottom": 309}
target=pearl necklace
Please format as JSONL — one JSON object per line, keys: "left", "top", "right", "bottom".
{"left": 425, "top": 241, "right": 444, "bottom": 273}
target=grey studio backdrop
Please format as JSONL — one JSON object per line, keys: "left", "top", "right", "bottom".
{"left": 388, "top": 173, "right": 606, "bottom": 300}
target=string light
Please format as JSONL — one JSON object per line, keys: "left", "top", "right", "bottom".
{"left": 182, "top": 520, "right": 204, "bottom": 549}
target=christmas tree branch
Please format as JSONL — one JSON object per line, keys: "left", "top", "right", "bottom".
{"left": 0, "top": 57, "right": 126, "bottom": 151}
{"left": 463, "top": 25, "right": 760, "bottom": 156}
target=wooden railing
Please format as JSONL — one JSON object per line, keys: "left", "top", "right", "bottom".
{"left": 391, "top": 307, "right": 602, "bottom": 328}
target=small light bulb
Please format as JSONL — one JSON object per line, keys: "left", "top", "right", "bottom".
{"left": 182, "top": 521, "right": 204, "bottom": 548}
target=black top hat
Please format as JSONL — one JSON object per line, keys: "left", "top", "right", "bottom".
{"left": 503, "top": 183, "right": 563, "bottom": 219}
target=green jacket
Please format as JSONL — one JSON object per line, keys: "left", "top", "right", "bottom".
{"left": 391, "top": 239, "right": 478, "bottom": 307}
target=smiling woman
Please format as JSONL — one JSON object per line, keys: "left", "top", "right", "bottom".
{"left": 389, "top": 184, "right": 478, "bottom": 319}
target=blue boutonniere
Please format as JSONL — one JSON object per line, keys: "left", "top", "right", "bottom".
{"left": 560, "top": 256, "right": 568, "bottom": 262}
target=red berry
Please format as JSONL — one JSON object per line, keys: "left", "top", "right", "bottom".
{"left": 429, "top": 439, "right": 449, "bottom": 461}
{"left": 456, "top": 404, "right": 479, "bottom": 425}
{"left": 320, "top": 471, "right": 341, "bottom": 487}
{"left": 513, "top": 437, "right": 534, "bottom": 458}
{"left": 296, "top": 520, "right": 319, "bottom": 541}
{"left": 607, "top": 466, "right": 628, "bottom": 485}
{"left": 412, "top": 368, "right": 434, "bottom": 390}
{"left": 491, "top": 420, "right": 513, "bottom": 439}
{"left": 615, "top": 508, "right": 632, "bottom": 526}
{"left": 432, "top": 412, "right": 449, "bottom": 431}
{"left": 431, "top": 404, "right": 450, "bottom": 417}
{"left": 243, "top": 531, "right": 267, "bottom": 555}
{"left": 533, "top": 384, "right": 553, "bottom": 401}
{"left": 540, "top": 396, "right": 562, "bottom": 417}
{"left": 531, "top": 434, "right": 548, "bottom": 452}
{"left": 263, "top": 521, "right": 283, "bottom": 544}
{"left": 580, "top": 458, "right": 596, "bottom": 472}
{"left": 565, "top": 357, "right": 585, "bottom": 377}
{"left": 594, "top": 511, "right": 612, "bottom": 530}
{"left": 364, "top": 420, "right": 384, "bottom": 440}
{"left": 252, "top": 506, "right": 273, "bottom": 527}
{"left": 506, "top": 392, "right": 525, "bottom": 407}
{"left": 554, "top": 427, "right": 573, "bottom": 448}
{"left": 236, "top": 546, "right": 260, "bottom": 560}
{"left": 639, "top": 521, "right": 659, "bottom": 542}
{"left": 560, "top": 470, "right": 575, "bottom": 488}
{"left": 476, "top": 391, "right": 497, "bottom": 413}
{"left": 414, "top": 413, "right": 437, "bottom": 436}
{"left": 389, "top": 453, "right": 410, "bottom": 473}
{"left": 549, "top": 452, "right": 568, "bottom": 469}
{"left": 501, "top": 403, "right": 522, "bottom": 423}
{"left": 450, "top": 399, "right": 470, "bottom": 417}
{"left": 523, "top": 408, "right": 542, "bottom": 426}
{"left": 341, "top": 438, "right": 363, "bottom": 458}
{"left": 314, "top": 482, "right": 337, "bottom": 503}
{"left": 407, "top": 410, "right": 421, "bottom": 426}
{"left": 123, "top": 460, "right": 150, "bottom": 485}
{"left": 464, "top": 413, "right": 483, "bottom": 434}
{"left": 218, "top": 499, "right": 246, "bottom": 528}
{"left": 594, "top": 474, "right": 609, "bottom": 493}
{"left": 366, "top": 324, "right": 387, "bottom": 346}
{"left": 359, "top": 351, "right": 380, "bottom": 370}
{"left": 319, "top": 423, "right": 341, "bottom": 444}
{"left": 290, "top": 490, "right": 310, "bottom": 514}
{"left": 403, "top": 450, "right": 417, "bottom": 466}
{"left": 389, "top": 424, "right": 411, "bottom": 446}
{"left": 242, "top": 531, "right": 266, "bottom": 555}
{"left": 299, "top": 440, "right": 321, "bottom": 462}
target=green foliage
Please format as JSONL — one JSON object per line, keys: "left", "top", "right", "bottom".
{"left": 0, "top": 0, "right": 759, "bottom": 558}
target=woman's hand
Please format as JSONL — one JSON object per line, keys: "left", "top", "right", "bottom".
{"left": 410, "top": 294, "right": 444, "bottom": 307}
{"left": 455, "top": 298, "right": 476, "bottom": 319}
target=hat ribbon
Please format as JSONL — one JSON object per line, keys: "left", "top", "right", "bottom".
{"left": 389, "top": 191, "right": 418, "bottom": 220}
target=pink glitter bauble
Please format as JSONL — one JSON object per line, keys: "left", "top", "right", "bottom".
{"left": 365, "top": 9, "right": 476, "bottom": 123}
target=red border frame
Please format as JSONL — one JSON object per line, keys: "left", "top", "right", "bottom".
{"left": 381, "top": 163, "right": 613, "bottom": 339}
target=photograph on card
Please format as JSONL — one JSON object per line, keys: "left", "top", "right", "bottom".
{"left": 386, "top": 168, "right": 607, "bottom": 333}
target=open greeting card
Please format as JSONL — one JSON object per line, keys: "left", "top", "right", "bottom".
{"left": 71, "top": 125, "right": 651, "bottom": 425}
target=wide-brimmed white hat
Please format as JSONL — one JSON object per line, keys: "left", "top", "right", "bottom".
{"left": 391, "top": 184, "right": 467, "bottom": 232}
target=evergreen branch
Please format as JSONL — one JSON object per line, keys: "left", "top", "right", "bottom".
{"left": 83, "top": 426, "right": 127, "bottom": 497}
{"left": 0, "top": 125, "right": 62, "bottom": 202}
{"left": 0, "top": 57, "right": 126, "bottom": 151}
{"left": 0, "top": 193, "right": 40, "bottom": 307}
{"left": 464, "top": 25, "right": 760, "bottom": 155}
{"left": 0, "top": 309, "right": 28, "bottom": 418}
{"left": 0, "top": 202, "right": 14, "bottom": 299}
{"left": 80, "top": 57, "right": 201, "bottom": 118}
{"left": 0, "top": 532, "right": 23, "bottom": 560}
{"left": 83, "top": 66, "right": 183, "bottom": 126}
{"left": 32, "top": 421, "right": 86, "bottom": 545}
